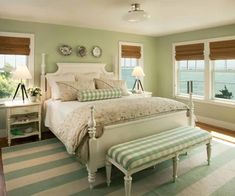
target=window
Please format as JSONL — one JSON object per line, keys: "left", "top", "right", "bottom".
{"left": 0, "top": 33, "right": 34, "bottom": 101}
{"left": 175, "top": 43, "right": 205, "bottom": 97}
{"left": 177, "top": 60, "right": 204, "bottom": 96}
{"left": 210, "top": 40, "right": 235, "bottom": 101}
{"left": 119, "top": 42, "right": 143, "bottom": 89}
{"left": 173, "top": 37, "right": 235, "bottom": 104}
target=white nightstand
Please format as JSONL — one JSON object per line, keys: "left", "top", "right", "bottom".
{"left": 130, "top": 91, "right": 152, "bottom": 98}
{"left": 4, "top": 101, "right": 41, "bottom": 146}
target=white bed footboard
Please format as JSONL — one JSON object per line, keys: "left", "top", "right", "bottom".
{"left": 87, "top": 109, "right": 193, "bottom": 189}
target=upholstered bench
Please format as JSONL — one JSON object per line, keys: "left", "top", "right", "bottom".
{"left": 106, "top": 126, "right": 212, "bottom": 196}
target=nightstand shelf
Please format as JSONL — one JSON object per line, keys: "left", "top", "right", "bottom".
{"left": 4, "top": 101, "right": 41, "bottom": 146}
{"left": 10, "top": 118, "right": 40, "bottom": 125}
{"left": 10, "top": 130, "right": 39, "bottom": 139}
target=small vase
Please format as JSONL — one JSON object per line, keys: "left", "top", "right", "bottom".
{"left": 30, "top": 96, "right": 37, "bottom": 102}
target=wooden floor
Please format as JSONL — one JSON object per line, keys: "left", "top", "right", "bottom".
{"left": 0, "top": 124, "right": 234, "bottom": 196}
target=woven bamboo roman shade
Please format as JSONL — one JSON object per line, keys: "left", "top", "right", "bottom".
{"left": 121, "top": 45, "right": 141, "bottom": 59}
{"left": 0, "top": 36, "right": 30, "bottom": 55}
{"left": 175, "top": 43, "right": 204, "bottom": 60}
{"left": 209, "top": 40, "right": 235, "bottom": 60}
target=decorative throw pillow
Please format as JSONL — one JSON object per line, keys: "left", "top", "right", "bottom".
{"left": 57, "top": 80, "right": 95, "bottom": 101}
{"left": 94, "top": 78, "right": 129, "bottom": 96}
{"left": 47, "top": 73, "right": 75, "bottom": 100}
{"left": 77, "top": 88, "right": 122, "bottom": 102}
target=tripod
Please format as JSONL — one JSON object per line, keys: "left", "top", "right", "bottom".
{"left": 12, "top": 80, "right": 28, "bottom": 102}
{"left": 132, "top": 79, "right": 144, "bottom": 92}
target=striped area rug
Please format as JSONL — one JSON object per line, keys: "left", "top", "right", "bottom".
{"left": 2, "top": 138, "right": 235, "bottom": 196}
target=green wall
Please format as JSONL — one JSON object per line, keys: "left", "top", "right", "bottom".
{"left": 0, "top": 18, "right": 234, "bottom": 126}
{"left": 155, "top": 24, "right": 235, "bottom": 124}
{"left": 0, "top": 19, "right": 158, "bottom": 95}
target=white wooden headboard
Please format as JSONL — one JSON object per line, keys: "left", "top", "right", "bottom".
{"left": 40, "top": 55, "right": 115, "bottom": 101}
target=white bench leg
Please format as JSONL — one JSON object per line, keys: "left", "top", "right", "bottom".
{"left": 173, "top": 154, "right": 179, "bottom": 182}
{"left": 106, "top": 161, "right": 112, "bottom": 187}
{"left": 207, "top": 142, "right": 212, "bottom": 165}
{"left": 124, "top": 175, "right": 132, "bottom": 196}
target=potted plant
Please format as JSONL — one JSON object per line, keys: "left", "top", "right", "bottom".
{"left": 27, "top": 87, "right": 41, "bottom": 102}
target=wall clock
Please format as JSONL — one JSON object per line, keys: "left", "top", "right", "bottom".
{"left": 91, "top": 46, "right": 102, "bottom": 58}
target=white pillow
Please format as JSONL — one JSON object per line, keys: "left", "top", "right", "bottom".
{"left": 75, "top": 72, "right": 100, "bottom": 81}
{"left": 47, "top": 73, "right": 75, "bottom": 99}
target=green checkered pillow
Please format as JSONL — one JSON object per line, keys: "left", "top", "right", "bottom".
{"left": 77, "top": 88, "right": 122, "bottom": 102}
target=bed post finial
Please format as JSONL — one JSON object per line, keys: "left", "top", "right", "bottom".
{"left": 40, "top": 53, "right": 46, "bottom": 102}
{"left": 187, "top": 81, "right": 194, "bottom": 126}
{"left": 87, "top": 105, "right": 97, "bottom": 189}
{"left": 41, "top": 53, "right": 46, "bottom": 75}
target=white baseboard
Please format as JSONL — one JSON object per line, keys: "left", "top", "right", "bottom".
{"left": 196, "top": 115, "right": 235, "bottom": 131}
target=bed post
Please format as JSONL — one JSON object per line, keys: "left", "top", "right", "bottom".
{"left": 40, "top": 53, "right": 46, "bottom": 102}
{"left": 188, "top": 81, "right": 194, "bottom": 127}
{"left": 86, "top": 105, "right": 98, "bottom": 189}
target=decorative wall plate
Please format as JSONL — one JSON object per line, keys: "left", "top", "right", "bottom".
{"left": 59, "top": 45, "right": 72, "bottom": 56}
{"left": 91, "top": 46, "right": 102, "bottom": 58}
{"left": 77, "top": 45, "right": 87, "bottom": 57}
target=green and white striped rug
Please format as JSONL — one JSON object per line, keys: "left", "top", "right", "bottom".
{"left": 2, "top": 138, "right": 235, "bottom": 196}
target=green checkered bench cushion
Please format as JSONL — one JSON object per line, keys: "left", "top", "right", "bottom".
{"left": 77, "top": 88, "right": 122, "bottom": 102}
{"left": 107, "top": 126, "right": 212, "bottom": 170}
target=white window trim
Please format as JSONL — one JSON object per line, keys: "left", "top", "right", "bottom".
{"left": 0, "top": 31, "right": 35, "bottom": 87}
{"left": 118, "top": 41, "right": 144, "bottom": 80}
{"left": 173, "top": 35, "right": 235, "bottom": 108}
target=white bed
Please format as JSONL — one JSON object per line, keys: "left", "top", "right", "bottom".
{"left": 41, "top": 61, "right": 194, "bottom": 189}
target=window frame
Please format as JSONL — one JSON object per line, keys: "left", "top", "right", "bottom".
{"left": 0, "top": 32, "right": 34, "bottom": 102}
{"left": 118, "top": 41, "right": 144, "bottom": 89}
{"left": 173, "top": 36, "right": 235, "bottom": 107}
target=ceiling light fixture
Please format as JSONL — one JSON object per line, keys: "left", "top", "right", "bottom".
{"left": 124, "top": 3, "right": 150, "bottom": 23}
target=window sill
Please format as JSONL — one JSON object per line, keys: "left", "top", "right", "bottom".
{"left": 175, "top": 95, "right": 235, "bottom": 108}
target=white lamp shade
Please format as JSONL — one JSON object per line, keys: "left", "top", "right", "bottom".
{"left": 12, "top": 65, "right": 32, "bottom": 80}
{"left": 132, "top": 66, "right": 145, "bottom": 77}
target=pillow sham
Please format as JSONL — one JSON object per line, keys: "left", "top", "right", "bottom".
{"left": 75, "top": 72, "right": 100, "bottom": 81}
{"left": 47, "top": 73, "right": 75, "bottom": 100}
{"left": 94, "top": 78, "right": 129, "bottom": 96}
{"left": 77, "top": 88, "right": 122, "bottom": 102}
{"left": 57, "top": 80, "right": 95, "bottom": 101}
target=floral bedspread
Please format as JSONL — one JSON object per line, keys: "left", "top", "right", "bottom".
{"left": 54, "top": 97, "right": 188, "bottom": 163}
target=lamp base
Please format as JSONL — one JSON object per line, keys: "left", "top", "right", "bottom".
{"left": 12, "top": 82, "right": 28, "bottom": 102}
{"left": 132, "top": 79, "right": 144, "bottom": 92}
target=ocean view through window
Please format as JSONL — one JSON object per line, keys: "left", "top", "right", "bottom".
{"left": 178, "top": 60, "right": 204, "bottom": 96}
{"left": 174, "top": 37, "right": 235, "bottom": 104}
{"left": 213, "top": 60, "right": 235, "bottom": 100}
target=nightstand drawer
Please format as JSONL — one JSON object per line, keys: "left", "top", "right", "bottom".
{"left": 10, "top": 105, "right": 39, "bottom": 115}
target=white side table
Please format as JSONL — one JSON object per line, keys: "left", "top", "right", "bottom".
{"left": 130, "top": 91, "right": 152, "bottom": 98}
{"left": 4, "top": 101, "right": 41, "bottom": 146}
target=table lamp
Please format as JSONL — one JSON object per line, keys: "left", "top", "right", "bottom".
{"left": 12, "top": 65, "right": 32, "bottom": 102}
{"left": 132, "top": 66, "right": 145, "bottom": 93}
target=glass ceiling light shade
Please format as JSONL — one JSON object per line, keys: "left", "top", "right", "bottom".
{"left": 124, "top": 3, "right": 150, "bottom": 22}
